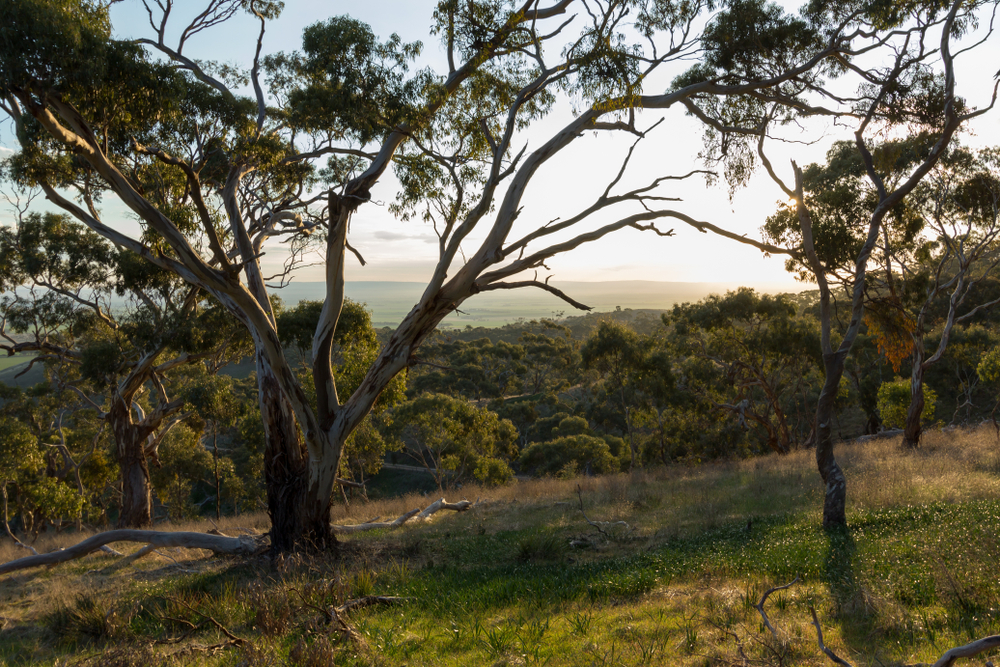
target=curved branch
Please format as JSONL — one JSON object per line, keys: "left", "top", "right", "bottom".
{"left": 473, "top": 280, "right": 592, "bottom": 311}
{"left": 931, "top": 635, "right": 1000, "bottom": 667}
{"left": 809, "top": 607, "right": 854, "bottom": 666}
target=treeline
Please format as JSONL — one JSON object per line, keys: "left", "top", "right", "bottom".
{"left": 4, "top": 262, "right": 1000, "bottom": 537}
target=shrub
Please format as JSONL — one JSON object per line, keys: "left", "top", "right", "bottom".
{"left": 519, "top": 434, "right": 618, "bottom": 476}
{"left": 473, "top": 456, "right": 514, "bottom": 486}
{"left": 876, "top": 378, "right": 937, "bottom": 429}
{"left": 978, "top": 346, "right": 1000, "bottom": 384}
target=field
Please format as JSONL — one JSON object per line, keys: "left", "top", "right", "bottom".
{"left": 2, "top": 427, "right": 1000, "bottom": 666}
{"left": 0, "top": 353, "right": 33, "bottom": 374}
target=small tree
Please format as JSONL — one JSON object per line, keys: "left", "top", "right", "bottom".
{"left": 390, "top": 393, "right": 517, "bottom": 490}
{"left": 581, "top": 321, "right": 646, "bottom": 470}
{"left": 877, "top": 378, "right": 937, "bottom": 429}
{"left": 893, "top": 147, "right": 1000, "bottom": 447}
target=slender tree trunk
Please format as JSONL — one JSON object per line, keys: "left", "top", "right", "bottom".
{"left": 2, "top": 482, "right": 17, "bottom": 543}
{"left": 904, "top": 345, "right": 926, "bottom": 448}
{"left": 816, "top": 351, "right": 848, "bottom": 527}
{"left": 766, "top": 386, "right": 793, "bottom": 452}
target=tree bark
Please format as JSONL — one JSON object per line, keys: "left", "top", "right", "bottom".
{"left": 109, "top": 399, "right": 153, "bottom": 529}
{"left": 255, "top": 353, "right": 333, "bottom": 553}
{"left": 118, "top": 437, "right": 153, "bottom": 528}
{"left": 213, "top": 427, "right": 221, "bottom": 520}
{"left": 816, "top": 351, "right": 848, "bottom": 527}
{"left": 903, "top": 344, "right": 926, "bottom": 448}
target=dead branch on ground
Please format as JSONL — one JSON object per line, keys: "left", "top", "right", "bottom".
{"left": 756, "top": 576, "right": 800, "bottom": 640}
{"left": 331, "top": 497, "right": 471, "bottom": 534}
{"left": 755, "top": 579, "right": 1000, "bottom": 667}
{"left": 576, "top": 485, "right": 632, "bottom": 538}
{"left": 154, "top": 594, "right": 247, "bottom": 656}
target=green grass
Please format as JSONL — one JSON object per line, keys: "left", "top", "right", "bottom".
{"left": 2, "top": 428, "right": 1000, "bottom": 665}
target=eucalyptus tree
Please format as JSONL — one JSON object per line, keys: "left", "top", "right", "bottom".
{"left": 389, "top": 393, "right": 518, "bottom": 490}
{"left": 581, "top": 320, "right": 647, "bottom": 469}
{"left": 518, "top": 322, "right": 580, "bottom": 395}
{"left": 666, "top": 288, "right": 820, "bottom": 454}
{"left": 679, "top": 0, "right": 999, "bottom": 525}
{"left": 765, "top": 142, "right": 1000, "bottom": 448}
{"left": 0, "top": 211, "right": 246, "bottom": 527}
{"left": 410, "top": 337, "right": 528, "bottom": 400}
{"left": 1, "top": 0, "right": 970, "bottom": 549}
{"left": 0, "top": 383, "right": 107, "bottom": 537}
{"left": 891, "top": 147, "right": 1000, "bottom": 447}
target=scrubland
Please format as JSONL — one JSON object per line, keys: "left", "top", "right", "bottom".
{"left": 2, "top": 426, "right": 1000, "bottom": 666}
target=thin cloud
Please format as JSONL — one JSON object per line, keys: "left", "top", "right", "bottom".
{"left": 372, "top": 230, "right": 436, "bottom": 244}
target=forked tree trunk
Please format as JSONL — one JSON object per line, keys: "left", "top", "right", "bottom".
{"left": 816, "top": 351, "right": 848, "bottom": 527}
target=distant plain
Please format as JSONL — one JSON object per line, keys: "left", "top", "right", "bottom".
{"left": 274, "top": 280, "right": 797, "bottom": 328}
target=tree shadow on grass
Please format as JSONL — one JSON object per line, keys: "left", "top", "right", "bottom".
{"left": 823, "top": 523, "right": 858, "bottom": 610}
{"left": 821, "top": 523, "right": 885, "bottom": 661}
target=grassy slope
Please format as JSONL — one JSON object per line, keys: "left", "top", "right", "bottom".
{"left": 2, "top": 428, "right": 1000, "bottom": 666}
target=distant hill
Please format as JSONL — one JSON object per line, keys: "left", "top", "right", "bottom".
{"left": 272, "top": 280, "right": 800, "bottom": 328}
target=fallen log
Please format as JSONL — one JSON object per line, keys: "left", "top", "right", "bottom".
{"left": 0, "top": 530, "right": 262, "bottom": 576}
{"left": 417, "top": 497, "right": 472, "bottom": 519}
{"left": 332, "top": 509, "right": 421, "bottom": 534}
{"left": 0, "top": 497, "right": 473, "bottom": 575}
{"left": 930, "top": 635, "right": 1000, "bottom": 667}
{"left": 331, "top": 497, "right": 472, "bottom": 534}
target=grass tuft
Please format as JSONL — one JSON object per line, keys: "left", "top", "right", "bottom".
{"left": 516, "top": 532, "right": 568, "bottom": 562}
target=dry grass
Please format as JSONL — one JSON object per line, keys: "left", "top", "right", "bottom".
{"left": 2, "top": 425, "right": 1000, "bottom": 666}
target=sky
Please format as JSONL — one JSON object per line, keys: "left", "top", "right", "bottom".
{"left": 3, "top": 1, "right": 1000, "bottom": 293}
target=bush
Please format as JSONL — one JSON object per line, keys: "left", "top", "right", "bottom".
{"left": 876, "top": 378, "right": 937, "bottom": 429}
{"left": 474, "top": 456, "right": 514, "bottom": 486}
{"left": 978, "top": 346, "right": 1000, "bottom": 384}
{"left": 519, "top": 434, "right": 618, "bottom": 476}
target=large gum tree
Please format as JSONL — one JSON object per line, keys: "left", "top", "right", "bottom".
{"left": 3, "top": 0, "right": 988, "bottom": 550}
